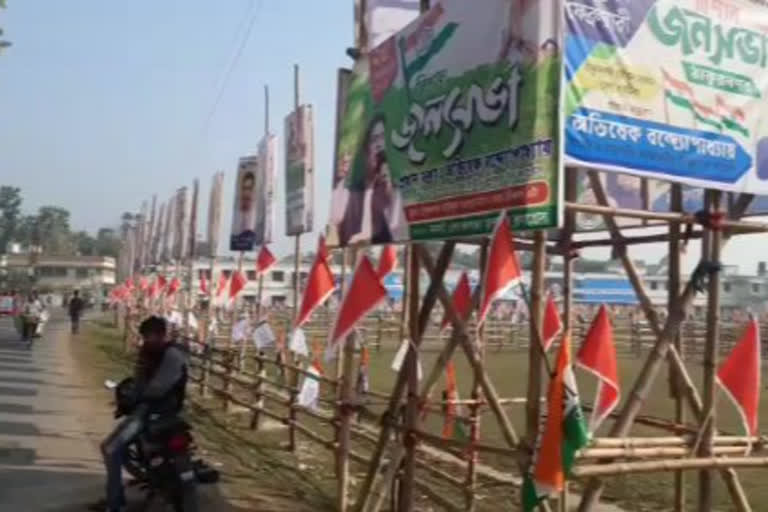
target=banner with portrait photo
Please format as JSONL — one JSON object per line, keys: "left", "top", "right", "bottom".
{"left": 172, "top": 187, "right": 187, "bottom": 261}
{"left": 230, "top": 157, "right": 260, "bottom": 252}
{"left": 285, "top": 105, "right": 314, "bottom": 236}
{"left": 564, "top": 0, "right": 768, "bottom": 195}
{"left": 327, "top": 0, "right": 562, "bottom": 247}
{"left": 257, "top": 134, "right": 276, "bottom": 245}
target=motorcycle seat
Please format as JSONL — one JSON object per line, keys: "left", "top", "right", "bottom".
{"left": 144, "top": 416, "right": 190, "bottom": 440}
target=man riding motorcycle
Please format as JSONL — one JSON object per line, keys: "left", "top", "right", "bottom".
{"left": 94, "top": 315, "right": 188, "bottom": 512}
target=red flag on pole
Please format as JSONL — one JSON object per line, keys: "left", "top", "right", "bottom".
{"left": 229, "top": 270, "right": 247, "bottom": 300}
{"left": 199, "top": 271, "right": 208, "bottom": 295}
{"left": 215, "top": 272, "right": 229, "bottom": 298}
{"left": 717, "top": 319, "right": 761, "bottom": 447}
{"left": 256, "top": 246, "right": 277, "bottom": 275}
{"left": 327, "top": 256, "right": 387, "bottom": 357}
{"left": 157, "top": 274, "right": 168, "bottom": 292}
{"left": 377, "top": 245, "right": 398, "bottom": 278}
{"left": 542, "top": 292, "right": 563, "bottom": 351}
{"left": 296, "top": 236, "right": 336, "bottom": 328}
{"left": 441, "top": 271, "right": 473, "bottom": 332}
{"left": 166, "top": 277, "right": 181, "bottom": 298}
{"left": 478, "top": 212, "right": 522, "bottom": 326}
{"left": 125, "top": 278, "right": 135, "bottom": 291}
{"left": 576, "top": 304, "right": 620, "bottom": 432}
{"left": 138, "top": 276, "right": 149, "bottom": 292}
{"left": 148, "top": 278, "right": 161, "bottom": 300}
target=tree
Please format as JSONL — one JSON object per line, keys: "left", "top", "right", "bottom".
{"left": 0, "top": 186, "right": 21, "bottom": 252}
{"left": 95, "top": 227, "right": 121, "bottom": 258}
{"left": 36, "top": 206, "right": 74, "bottom": 254}
{"left": 72, "top": 230, "right": 97, "bottom": 256}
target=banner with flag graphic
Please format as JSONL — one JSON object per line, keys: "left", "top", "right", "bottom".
{"left": 717, "top": 318, "right": 761, "bottom": 452}
{"left": 478, "top": 212, "right": 522, "bottom": 326}
{"left": 440, "top": 271, "right": 473, "bottom": 332}
{"left": 256, "top": 245, "right": 277, "bottom": 275}
{"left": 326, "top": 256, "right": 387, "bottom": 359}
{"left": 522, "top": 334, "right": 589, "bottom": 511}
{"left": 376, "top": 245, "right": 398, "bottom": 278}
{"left": 576, "top": 305, "right": 620, "bottom": 433}
{"left": 541, "top": 292, "right": 562, "bottom": 352}
{"left": 565, "top": 0, "right": 768, "bottom": 193}
{"left": 442, "top": 360, "right": 469, "bottom": 442}
{"left": 296, "top": 236, "right": 336, "bottom": 328}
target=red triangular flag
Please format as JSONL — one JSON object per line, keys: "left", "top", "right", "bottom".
{"left": 229, "top": 270, "right": 247, "bottom": 300}
{"left": 215, "top": 272, "right": 229, "bottom": 298}
{"left": 478, "top": 212, "right": 521, "bottom": 326}
{"left": 577, "top": 304, "right": 620, "bottom": 432}
{"left": 166, "top": 277, "right": 181, "bottom": 297}
{"left": 125, "top": 278, "right": 135, "bottom": 291}
{"left": 199, "top": 272, "right": 209, "bottom": 295}
{"left": 377, "top": 245, "right": 398, "bottom": 278}
{"left": 327, "top": 256, "right": 387, "bottom": 355}
{"left": 138, "top": 276, "right": 149, "bottom": 292}
{"left": 717, "top": 319, "right": 761, "bottom": 446}
{"left": 296, "top": 236, "right": 337, "bottom": 328}
{"left": 148, "top": 278, "right": 161, "bottom": 300}
{"left": 440, "top": 272, "right": 473, "bottom": 332}
{"left": 256, "top": 246, "right": 277, "bottom": 275}
{"left": 157, "top": 274, "right": 168, "bottom": 291}
{"left": 542, "top": 292, "right": 563, "bottom": 351}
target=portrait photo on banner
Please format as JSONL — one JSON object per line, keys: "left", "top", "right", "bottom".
{"left": 327, "top": 0, "right": 562, "bottom": 247}
{"left": 230, "top": 156, "right": 259, "bottom": 252}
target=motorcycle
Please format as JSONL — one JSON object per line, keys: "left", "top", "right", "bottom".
{"left": 104, "top": 377, "right": 219, "bottom": 512}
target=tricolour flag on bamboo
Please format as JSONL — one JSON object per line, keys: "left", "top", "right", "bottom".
{"left": 478, "top": 212, "right": 522, "bottom": 326}
{"left": 442, "top": 360, "right": 469, "bottom": 441}
{"left": 326, "top": 256, "right": 387, "bottom": 359}
{"left": 542, "top": 292, "right": 563, "bottom": 352}
{"left": 717, "top": 318, "right": 761, "bottom": 452}
{"left": 576, "top": 305, "right": 620, "bottom": 432}
{"left": 376, "top": 245, "right": 398, "bottom": 278}
{"left": 256, "top": 245, "right": 277, "bottom": 276}
{"left": 295, "top": 236, "right": 336, "bottom": 328}
{"left": 522, "top": 334, "right": 589, "bottom": 512}
{"left": 229, "top": 270, "right": 247, "bottom": 300}
{"left": 440, "top": 271, "right": 473, "bottom": 332}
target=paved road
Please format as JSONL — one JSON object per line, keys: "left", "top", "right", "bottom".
{"left": 0, "top": 316, "right": 106, "bottom": 511}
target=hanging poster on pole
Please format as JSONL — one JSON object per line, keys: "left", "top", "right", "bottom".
{"left": 285, "top": 105, "right": 315, "bottom": 236}
{"left": 188, "top": 179, "right": 199, "bottom": 260}
{"left": 257, "top": 134, "right": 276, "bottom": 245}
{"left": 172, "top": 187, "right": 187, "bottom": 261}
{"left": 207, "top": 171, "right": 224, "bottom": 257}
{"left": 564, "top": 0, "right": 768, "bottom": 194}
{"left": 230, "top": 157, "right": 259, "bottom": 252}
{"left": 327, "top": 0, "right": 562, "bottom": 247}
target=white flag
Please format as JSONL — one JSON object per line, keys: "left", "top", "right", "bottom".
{"left": 297, "top": 365, "right": 320, "bottom": 410}
{"left": 253, "top": 322, "right": 277, "bottom": 350}
{"left": 289, "top": 328, "right": 309, "bottom": 357}
{"left": 390, "top": 338, "right": 422, "bottom": 380}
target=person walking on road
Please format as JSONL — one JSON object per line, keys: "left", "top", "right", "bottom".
{"left": 21, "top": 292, "right": 44, "bottom": 346}
{"left": 68, "top": 290, "right": 85, "bottom": 334}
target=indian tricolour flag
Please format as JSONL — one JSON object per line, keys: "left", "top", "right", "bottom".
{"left": 522, "top": 334, "right": 590, "bottom": 512}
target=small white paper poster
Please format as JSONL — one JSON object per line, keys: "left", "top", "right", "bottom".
{"left": 390, "top": 339, "right": 422, "bottom": 380}
{"left": 187, "top": 312, "right": 199, "bottom": 330}
{"left": 231, "top": 319, "right": 249, "bottom": 342}
{"left": 253, "top": 322, "right": 276, "bottom": 349}
{"left": 288, "top": 328, "right": 309, "bottom": 357}
{"left": 297, "top": 365, "right": 320, "bottom": 410}
{"left": 167, "top": 310, "right": 183, "bottom": 327}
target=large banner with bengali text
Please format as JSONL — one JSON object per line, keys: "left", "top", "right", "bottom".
{"left": 565, "top": 0, "right": 768, "bottom": 194}
{"left": 327, "top": 0, "right": 562, "bottom": 246}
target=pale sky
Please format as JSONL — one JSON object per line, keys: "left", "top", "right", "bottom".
{"left": 1, "top": 1, "right": 767, "bottom": 275}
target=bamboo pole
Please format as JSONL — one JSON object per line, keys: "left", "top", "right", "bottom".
{"left": 699, "top": 190, "right": 722, "bottom": 512}
{"left": 572, "top": 457, "right": 768, "bottom": 478}
{"left": 335, "top": 248, "right": 348, "bottom": 479}
{"left": 527, "top": 231, "right": 547, "bottom": 444}
{"left": 354, "top": 242, "right": 455, "bottom": 512}
{"left": 398, "top": 247, "right": 420, "bottom": 512}
{"left": 668, "top": 184, "right": 685, "bottom": 512}
{"left": 337, "top": 247, "right": 359, "bottom": 512}
{"left": 576, "top": 177, "right": 753, "bottom": 511}
{"left": 224, "top": 251, "right": 244, "bottom": 413}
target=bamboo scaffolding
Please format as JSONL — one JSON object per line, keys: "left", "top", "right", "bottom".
{"left": 572, "top": 457, "right": 768, "bottom": 478}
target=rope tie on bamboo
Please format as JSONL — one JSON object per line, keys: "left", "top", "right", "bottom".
{"left": 682, "top": 210, "right": 726, "bottom": 251}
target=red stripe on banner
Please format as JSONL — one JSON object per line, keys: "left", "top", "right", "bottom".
{"left": 405, "top": 182, "right": 550, "bottom": 223}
